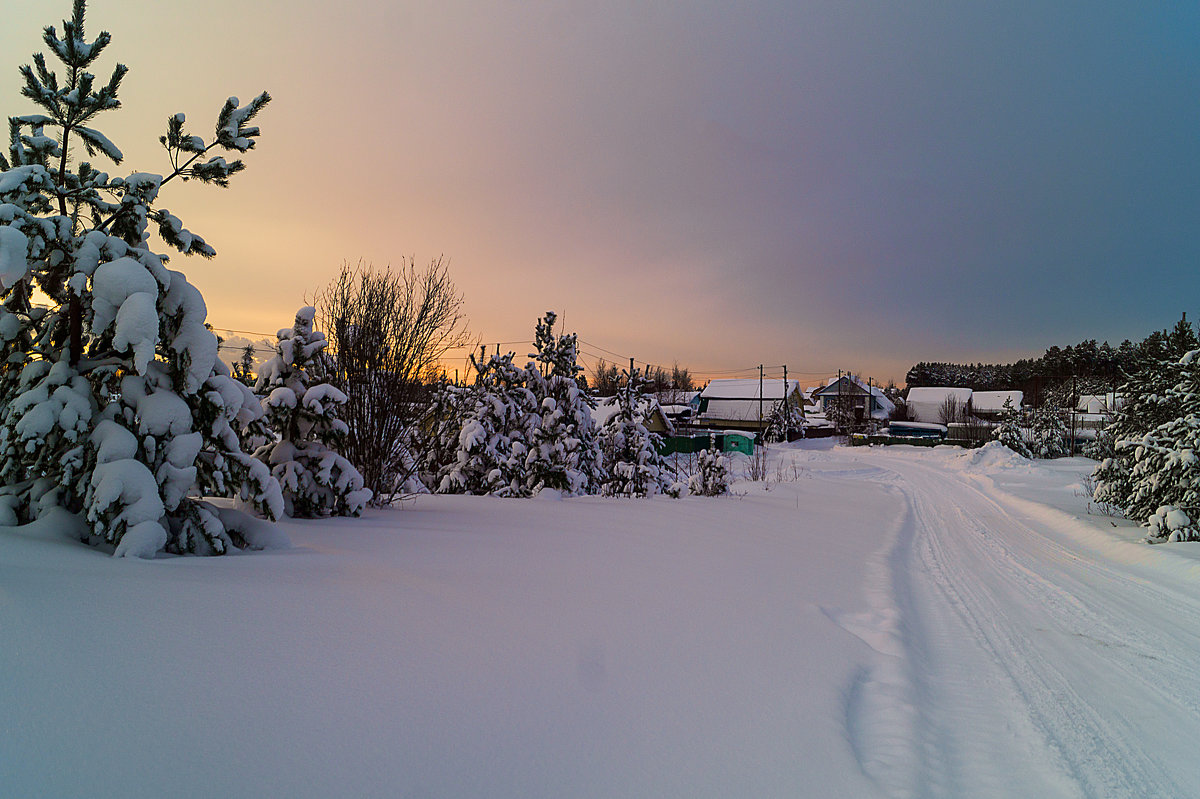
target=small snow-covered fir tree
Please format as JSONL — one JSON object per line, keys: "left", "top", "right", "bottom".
{"left": 1082, "top": 425, "right": 1115, "bottom": 461}
{"left": 763, "top": 400, "right": 800, "bottom": 444}
{"left": 599, "top": 366, "right": 677, "bottom": 498}
{"left": 992, "top": 397, "right": 1031, "bottom": 458}
{"left": 438, "top": 349, "right": 538, "bottom": 496}
{"left": 524, "top": 311, "right": 604, "bottom": 495}
{"left": 253, "top": 307, "right": 371, "bottom": 517}
{"left": 0, "top": 1, "right": 281, "bottom": 556}
{"left": 688, "top": 448, "right": 731, "bottom": 496}
{"left": 1029, "top": 405, "right": 1068, "bottom": 459}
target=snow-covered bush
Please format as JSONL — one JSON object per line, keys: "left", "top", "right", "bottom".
{"left": 688, "top": 449, "right": 731, "bottom": 496}
{"left": 417, "top": 377, "right": 470, "bottom": 489}
{"left": 0, "top": 1, "right": 280, "bottom": 556}
{"left": 524, "top": 312, "right": 604, "bottom": 496}
{"left": 992, "top": 397, "right": 1031, "bottom": 458}
{"left": 437, "top": 350, "right": 539, "bottom": 496}
{"left": 1146, "top": 505, "right": 1198, "bottom": 543}
{"left": 599, "top": 366, "right": 679, "bottom": 498}
{"left": 1082, "top": 425, "right": 1114, "bottom": 461}
{"left": 253, "top": 307, "right": 371, "bottom": 517}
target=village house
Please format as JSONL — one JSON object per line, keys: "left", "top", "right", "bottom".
{"left": 905, "top": 387, "right": 1023, "bottom": 424}
{"left": 810, "top": 375, "right": 895, "bottom": 423}
{"left": 693, "top": 378, "right": 806, "bottom": 434}
{"left": 969, "top": 390, "right": 1024, "bottom": 421}
{"left": 905, "top": 387, "right": 974, "bottom": 423}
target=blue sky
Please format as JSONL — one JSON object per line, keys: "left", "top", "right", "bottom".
{"left": 2, "top": 1, "right": 1198, "bottom": 382}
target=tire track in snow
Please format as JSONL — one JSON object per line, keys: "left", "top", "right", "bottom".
{"left": 857, "top": 452, "right": 1199, "bottom": 798}
{"left": 830, "top": 474, "right": 923, "bottom": 798}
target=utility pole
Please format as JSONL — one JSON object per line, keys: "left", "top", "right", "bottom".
{"left": 838, "top": 369, "right": 843, "bottom": 435}
{"left": 783, "top": 365, "right": 790, "bottom": 436}
{"left": 759, "top": 364, "right": 764, "bottom": 435}
{"left": 1071, "top": 372, "right": 1078, "bottom": 454}
{"left": 868, "top": 376, "right": 873, "bottom": 434}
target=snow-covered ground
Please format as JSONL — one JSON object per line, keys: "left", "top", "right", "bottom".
{"left": 4, "top": 442, "right": 1199, "bottom": 798}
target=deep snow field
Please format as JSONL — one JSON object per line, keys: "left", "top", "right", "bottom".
{"left": 4, "top": 441, "right": 1200, "bottom": 798}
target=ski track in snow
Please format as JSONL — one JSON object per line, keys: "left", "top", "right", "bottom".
{"left": 807, "top": 446, "right": 1200, "bottom": 799}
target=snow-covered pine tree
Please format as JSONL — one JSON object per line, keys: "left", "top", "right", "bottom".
{"left": 1029, "top": 405, "right": 1068, "bottom": 459}
{"left": 599, "top": 365, "right": 677, "bottom": 498}
{"left": 0, "top": 1, "right": 281, "bottom": 556}
{"left": 524, "top": 311, "right": 604, "bottom": 496}
{"left": 1093, "top": 319, "right": 1200, "bottom": 515}
{"left": 253, "top": 307, "right": 371, "bottom": 517}
{"left": 1118, "top": 349, "right": 1200, "bottom": 538}
{"left": 438, "top": 349, "right": 538, "bottom": 496}
{"left": 992, "top": 397, "right": 1031, "bottom": 458}
{"left": 763, "top": 400, "right": 800, "bottom": 444}
{"left": 688, "top": 448, "right": 731, "bottom": 496}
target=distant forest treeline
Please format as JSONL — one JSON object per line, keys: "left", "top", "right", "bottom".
{"left": 905, "top": 316, "right": 1198, "bottom": 398}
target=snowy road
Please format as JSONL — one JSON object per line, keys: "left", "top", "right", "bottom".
{"left": 819, "top": 445, "right": 1200, "bottom": 799}
{"left": 5, "top": 442, "right": 1200, "bottom": 798}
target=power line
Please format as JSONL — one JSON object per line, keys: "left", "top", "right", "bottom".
{"left": 211, "top": 324, "right": 847, "bottom": 384}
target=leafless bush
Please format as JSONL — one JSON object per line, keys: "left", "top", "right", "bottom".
{"left": 938, "top": 396, "right": 963, "bottom": 425}
{"left": 772, "top": 458, "right": 805, "bottom": 483}
{"left": 1075, "top": 472, "right": 1121, "bottom": 518}
{"left": 744, "top": 441, "right": 769, "bottom": 482}
{"left": 316, "top": 258, "right": 471, "bottom": 504}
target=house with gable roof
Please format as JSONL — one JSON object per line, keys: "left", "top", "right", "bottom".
{"left": 810, "top": 375, "right": 894, "bottom": 423}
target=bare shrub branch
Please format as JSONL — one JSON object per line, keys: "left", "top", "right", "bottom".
{"left": 316, "top": 258, "right": 470, "bottom": 504}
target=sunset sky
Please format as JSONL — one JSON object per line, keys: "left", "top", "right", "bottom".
{"left": 3, "top": 1, "right": 1198, "bottom": 384}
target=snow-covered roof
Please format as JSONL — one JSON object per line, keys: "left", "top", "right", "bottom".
{"left": 811, "top": 374, "right": 888, "bottom": 398}
{"left": 700, "top": 378, "right": 801, "bottom": 400}
{"left": 698, "top": 398, "right": 787, "bottom": 423}
{"left": 888, "top": 420, "right": 948, "bottom": 432}
{"left": 906, "top": 387, "right": 974, "bottom": 424}
{"left": 872, "top": 392, "right": 895, "bottom": 419}
{"left": 972, "top": 390, "right": 1023, "bottom": 414}
{"left": 883, "top": 419, "right": 945, "bottom": 431}
{"left": 906, "top": 387, "right": 973, "bottom": 404}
